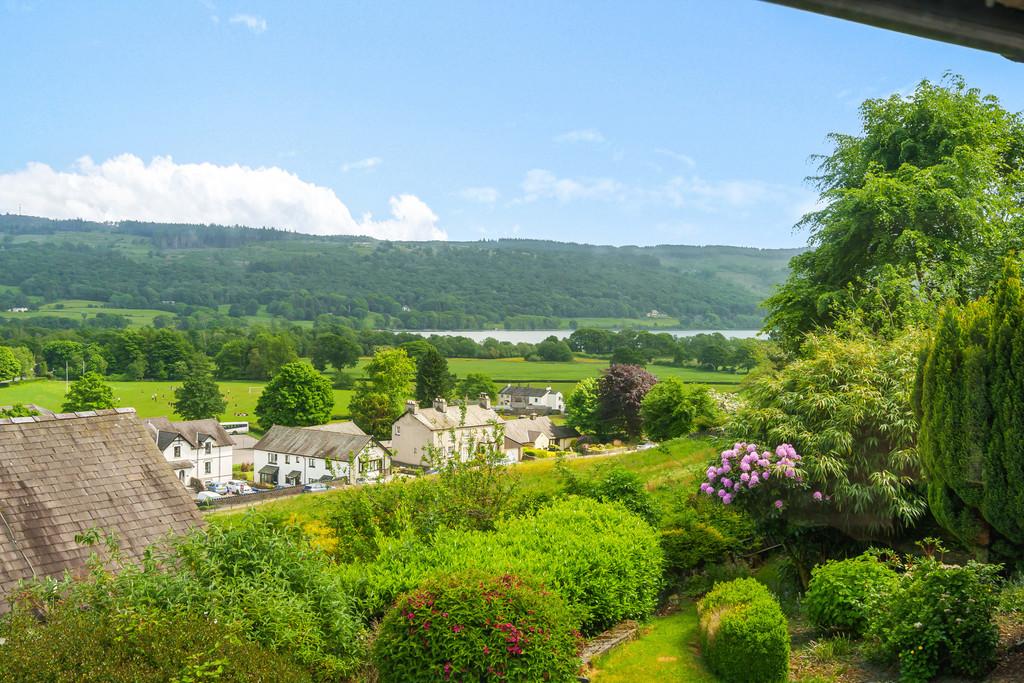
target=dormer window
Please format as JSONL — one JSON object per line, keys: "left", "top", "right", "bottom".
{"left": 205, "top": 442, "right": 212, "bottom": 454}
{"left": 173, "top": 445, "right": 181, "bottom": 458}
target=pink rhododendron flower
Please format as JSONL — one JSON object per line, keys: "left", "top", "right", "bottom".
{"left": 812, "top": 491, "right": 823, "bottom": 501}
{"left": 723, "top": 493, "right": 733, "bottom": 504}
{"left": 774, "top": 499, "right": 784, "bottom": 509}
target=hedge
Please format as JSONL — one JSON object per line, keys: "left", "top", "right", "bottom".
{"left": 697, "top": 578, "right": 789, "bottom": 682}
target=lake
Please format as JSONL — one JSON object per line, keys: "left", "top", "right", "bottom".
{"left": 401, "top": 329, "right": 762, "bottom": 344}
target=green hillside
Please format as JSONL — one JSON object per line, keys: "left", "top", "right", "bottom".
{"left": 0, "top": 215, "right": 800, "bottom": 329}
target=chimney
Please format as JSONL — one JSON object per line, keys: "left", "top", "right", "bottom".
{"left": 529, "top": 412, "right": 537, "bottom": 420}
{"left": 405, "top": 400, "right": 417, "bottom": 414}
{"left": 478, "top": 393, "right": 491, "bottom": 409}
{"left": 545, "top": 386, "right": 552, "bottom": 393}
{"left": 433, "top": 397, "right": 447, "bottom": 413}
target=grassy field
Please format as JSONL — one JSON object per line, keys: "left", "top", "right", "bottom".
{"left": 588, "top": 606, "right": 715, "bottom": 682}
{"left": 0, "top": 299, "right": 171, "bottom": 328}
{"left": 0, "top": 378, "right": 354, "bottom": 423}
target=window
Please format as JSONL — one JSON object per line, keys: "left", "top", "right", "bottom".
{"left": 177, "top": 470, "right": 185, "bottom": 481}
{"left": 204, "top": 461, "right": 211, "bottom": 474}
{"left": 173, "top": 445, "right": 181, "bottom": 458}
{"left": 395, "top": 425, "right": 400, "bottom": 436}
{"left": 268, "top": 453, "right": 278, "bottom": 464}
{"left": 205, "top": 442, "right": 211, "bottom": 454}
{"left": 308, "top": 458, "right": 316, "bottom": 468}
{"left": 285, "top": 454, "right": 290, "bottom": 464}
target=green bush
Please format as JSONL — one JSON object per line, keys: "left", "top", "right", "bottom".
{"left": 372, "top": 571, "right": 582, "bottom": 682}
{"left": 0, "top": 603, "right": 311, "bottom": 682}
{"left": 660, "top": 495, "right": 757, "bottom": 580}
{"left": 362, "top": 497, "right": 663, "bottom": 635}
{"left": 559, "top": 463, "right": 659, "bottom": 525}
{"left": 697, "top": 578, "right": 789, "bottom": 683}
{"left": 804, "top": 553, "right": 898, "bottom": 636}
{"left": 868, "top": 559, "right": 1000, "bottom": 682}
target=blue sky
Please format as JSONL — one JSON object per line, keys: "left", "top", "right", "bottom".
{"left": 0, "top": 1, "right": 1021, "bottom": 247}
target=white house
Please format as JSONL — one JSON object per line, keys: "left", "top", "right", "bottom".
{"left": 497, "top": 385, "right": 565, "bottom": 413}
{"left": 144, "top": 417, "right": 235, "bottom": 488}
{"left": 252, "top": 424, "right": 390, "bottom": 487}
{"left": 502, "top": 415, "right": 580, "bottom": 462}
{"left": 390, "top": 395, "right": 504, "bottom": 469}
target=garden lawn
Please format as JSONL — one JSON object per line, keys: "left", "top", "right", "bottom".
{"left": 0, "top": 379, "right": 353, "bottom": 426}
{"left": 589, "top": 605, "right": 715, "bottom": 683}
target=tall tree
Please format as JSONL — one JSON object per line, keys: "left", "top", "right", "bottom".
{"left": 255, "top": 361, "right": 334, "bottom": 430}
{"left": 172, "top": 358, "right": 227, "bottom": 420}
{"left": 597, "top": 365, "right": 657, "bottom": 439}
{"left": 311, "top": 331, "right": 361, "bottom": 371}
{"left": 458, "top": 373, "right": 498, "bottom": 401}
{"left": 640, "top": 378, "right": 717, "bottom": 441}
{"left": 764, "top": 76, "right": 1024, "bottom": 349}
{"left": 565, "top": 377, "right": 600, "bottom": 436}
{"left": 415, "top": 347, "right": 456, "bottom": 405}
{"left": 918, "top": 259, "right": 1024, "bottom": 555}
{"left": 350, "top": 347, "right": 416, "bottom": 437}
{"left": 62, "top": 372, "right": 116, "bottom": 412}
{"left": 0, "top": 347, "right": 19, "bottom": 381}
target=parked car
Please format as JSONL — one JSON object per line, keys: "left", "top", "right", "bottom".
{"left": 206, "top": 481, "right": 228, "bottom": 495}
{"left": 196, "top": 491, "right": 222, "bottom": 505}
{"left": 226, "top": 480, "right": 253, "bottom": 495}
{"left": 302, "top": 482, "right": 329, "bottom": 493}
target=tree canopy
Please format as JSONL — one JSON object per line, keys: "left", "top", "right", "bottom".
{"left": 255, "top": 361, "right": 334, "bottom": 430}
{"left": 764, "top": 76, "right": 1024, "bottom": 350}
{"left": 62, "top": 372, "right": 116, "bottom": 412}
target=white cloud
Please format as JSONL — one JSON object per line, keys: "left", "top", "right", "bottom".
{"left": 458, "top": 186, "right": 500, "bottom": 203}
{"left": 340, "top": 156, "right": 382, "bottom": 173}
{"left": 554, "top": 128, "right": 605, "bottom": 144}
{"left": 655, "top": 148, "right": 697, "bottom": 169}
{"left": 655, "top": 175, "right": 816, "bottom": 218}
{"left": 521, "top": 169, "right": 623, "bottom": 203}
{"left": 0, "top": 154, "right": 446, "bottom": 241}
{"left": 229, "top": 13, "right": 267, "bottom": 34}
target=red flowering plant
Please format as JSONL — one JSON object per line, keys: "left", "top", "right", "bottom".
{"left": 372, "top": 571, "right": 582, "bottom": 683}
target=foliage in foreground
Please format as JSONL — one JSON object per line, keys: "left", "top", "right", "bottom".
{"left": 0, "top": 604, "right": 312, "bottom": 683}
{"left": 917, "top": 259, "right": 1024, "bottom": 557}
{"left": 359, "top": 497, "right": 663, "bottom": 635}
{"left": 697, "top": 577, "right": 789, "bottom": 683}
{"left": 804, "top": 552, "right": 899, "bottom": 637}
{"left": 868, "top": 556, "right": 1000, "bottom": 682}
{"left": 10, "top": 519, "right": 366, "bottom": 681}
{"left": 372, "top": 571, "right": 582, "bottom": 683}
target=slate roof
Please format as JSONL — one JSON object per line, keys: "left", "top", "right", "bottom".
{"left": 499, "top": 385, "right": 551, "bottom": 398}
{"left": 144, "top": 417, "right": 233, "bottom": 451}
{"left": 408, "top": 404, "right": 504, "bottom": 431}
{"left": 253, "top": 425, "right": 373, "bottom": 462}
{"left": 303, "top": 421, "right": 366, "bottom": 436}
{"left": 0, "top": 409, "right": 204, "bottom": 613}
{"left": 503, "top": 416, "right": 579, "bottom": 445}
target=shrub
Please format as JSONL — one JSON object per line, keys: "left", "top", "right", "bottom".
{"left": 697, "top": 578, "right": 789, "bottom": 683}
{"left": 868, "top": 558, "right": 1000, "bottom": 682}
{"left": 364, "top": 497, "right": 663, "bottom": 635}
{"left": 804, "top": 553, "right": 898, "bottom": 636}
{"left": 372, "top": 571, "right": 582, "bottom": 682}
{"left": 559, "top": 463, "right": 658, "bottom": 525}
{"left": 0, "top": 603, "right": 311, "bottom": 682}
{"left": 660, "top": 495, "right": 757, "bottom": 580}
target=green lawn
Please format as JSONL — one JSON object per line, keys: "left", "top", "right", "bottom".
{"left": 589, "top": 605, "right": 715, "bottom": 683}
{"left": 0, "top": 299, "right": 171, "bottom": 328}
{"left": 0, "top": 379, "right": 353, "bottom": 425}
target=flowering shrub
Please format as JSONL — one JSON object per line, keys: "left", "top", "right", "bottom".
{"left": 868, "top": 558, "right": 1000, "bottom": 682}
{"left": 372, "top": 571, "right": 582, "bottom": 682}
{"left": 698, "top": 442, "right": 820, "bottom": 511}
{"left": 804, "top": 552, "right": 898, "bottom": 636}
{"left": 697, "top": 578, "right": 789, "bottom": 682}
